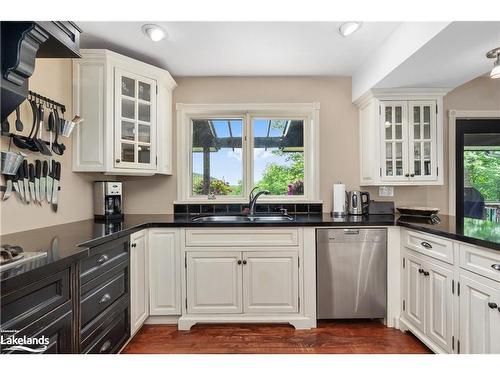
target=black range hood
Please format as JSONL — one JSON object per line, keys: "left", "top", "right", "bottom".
{"left": 1, "top": 21, "right": 81, "bottom": 122}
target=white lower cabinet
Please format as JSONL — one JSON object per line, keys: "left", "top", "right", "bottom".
{"left": 459, "top": 271, "right": 500, "bottom": 354}
{"left": 130, "top": 230, "right": 148, "bottom": 335}
{"left": 148, "top": 229, "right": 181, "bottom": 315}
{"left": 185, "top": 250, "right": 299, "bottom": 315}
{"left": 186, "top": 251, "right": 243, "bottom": 314}
{"left": 401, "top": 229, "right": 500, "bottom": 354}
{"left": 402, "top": 249, "right": 453, "bottom": 353}
{"left": 243, "top": 251, "right": 299, "bottom": 314}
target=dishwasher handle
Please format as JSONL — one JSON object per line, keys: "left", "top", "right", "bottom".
{"left": 343, "top": 229, "right": 360, "bottom": 235}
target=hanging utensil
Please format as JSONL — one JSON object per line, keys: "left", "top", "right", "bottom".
{"left": 15, "top": 106, "right": 23, "bottom": 132}
{"left": 52, "top": 107, "right": 65, "bottom": 155}
{"left": 12, "top": 169, "right": 22, "bottom": 202}
{"left": 1, "top": 118, "right": 10, "bottom": 134}
{"left": 22, "top": 160, "right": 30, "bottom": 204}
{"left": 33, "top": 103, "right": 52, "bottom": 156}
{"left": 35, "top": 159, "right": 42, "bottom": 205}
{"left": 46, "top": 159, "right": 55, "bottom": 203}
{"left": 51, "top": 161, "right": 61, "bottom": 212}
{"left": 12, "top": 98, "right": 37, "bottom": 149}
{"left": 41, "top": 160, "right": 48, "bottom": 203}
{"left": 2, "top": 175, "right": 13, "bottom": 200}
{"left": 28, "top": 163, "right": 36, "bottom": 203}
{"left": 17, "top": 163, "right": 26, "bottom": 203}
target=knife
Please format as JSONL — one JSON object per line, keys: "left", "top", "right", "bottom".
{"left": 35, "top": 160, "right": 41, "bottom": 205}
{"left": 12, "top": 169, "right": 22, "bottom": 201}
{"left": 23, "top": 160, "right": 30, "bottom": 204}
{"left": 28, "top": 163, "right": 36, "bottom": 203}
{"left": 46, "top": 160, "right": 55, "bottom": 203}
{"left": 3, "top": 175, "right": 12, "bottom": 200}
{"left": 51, "top": 162, "right": 61, "bottom": 212}
{"left": 17, "top": 164, "right": 26, "bottom": 203}
{"left": 41, "top": 160, "right": 48, "bottom": 203}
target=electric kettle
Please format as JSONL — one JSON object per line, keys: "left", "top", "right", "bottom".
{"left": 347, "top": 191, "right": 370, "bottom": 215}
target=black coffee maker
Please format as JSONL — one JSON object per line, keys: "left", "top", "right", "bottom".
{"left": 94, "top": 181, "right": 124, "bottom": 220}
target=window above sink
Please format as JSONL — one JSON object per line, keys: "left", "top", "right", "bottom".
{"left": 177, "top": 103, "right": 320, "bottom": 203}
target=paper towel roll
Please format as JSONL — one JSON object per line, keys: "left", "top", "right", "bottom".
{"left": 333, "top": 183, "right": 346, "bottom": 216}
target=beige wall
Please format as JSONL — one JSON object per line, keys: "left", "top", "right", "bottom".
{"left": 0, "top": 59, "right": 98, "bottom": 235}
{"left": 125, "top": 75, "right": 500, "bottom": 215}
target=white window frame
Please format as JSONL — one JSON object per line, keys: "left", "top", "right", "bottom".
{"left": 176, "top": 103, "right": 320, "bottom": 203}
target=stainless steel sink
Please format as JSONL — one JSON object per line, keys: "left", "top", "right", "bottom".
{"left": 192, "top": 214, "right": 294, "bottom": 223}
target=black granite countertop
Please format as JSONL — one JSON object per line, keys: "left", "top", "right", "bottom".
{"left": 1, "top": 213, "right": 498, "bottom": 282}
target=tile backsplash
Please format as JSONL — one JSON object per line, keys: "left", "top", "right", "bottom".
{"left": 174, "top": 203, "right": 323, "bottom": 215}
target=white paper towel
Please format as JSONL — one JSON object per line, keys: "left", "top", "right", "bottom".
{"left": 332, "top": 183, "right": 346, "bottom": 216}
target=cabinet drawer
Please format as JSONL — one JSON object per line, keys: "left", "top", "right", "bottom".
{"left": 404, "top": 230, "right": 454, "bottom": 264}
{"left": 80, "top": 237, "right": 129, "bottom": 284}
{"left": 81, "top": 263, "right": 127, "bottom": 327}
{"left": 0, "top": 268, "right": 70, "bottom": 330}
{"left": 185, "top": 228, "right": 299, "bottom": 247}
{"left": 82, "top": 303, "right": 129, "bottom": 354}
{"left": 460, "top": 243, "right": 500, "bottom": 283}
{"left": 81, "top": 295, "right": 129, "bottom": 352}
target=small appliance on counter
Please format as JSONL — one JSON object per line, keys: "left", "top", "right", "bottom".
{"left": 347, "top": 190, "right": 370, "bottom": 215}
{"left": 94, "top": 181, "right": 124, "bottom": 221}
{"left": 396, "top": 206, "right": 441, "bottom": 224}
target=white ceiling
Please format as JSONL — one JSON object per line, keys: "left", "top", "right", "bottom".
{"left": 77, "top": 22, "right": 400, "bottom": 76}
{"left": 374, "top": 21, "right": 500, "bottom": 89}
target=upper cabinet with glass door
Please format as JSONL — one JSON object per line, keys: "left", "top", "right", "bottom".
{"left": 72, "top": 49, "right": 177, "bottom": 175}
{"left": 356, "top": 89, "right": 446, "bottom": 186}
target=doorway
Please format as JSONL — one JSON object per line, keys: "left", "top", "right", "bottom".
{"left": 455, "top": 119, "right": 500, "bottom": 222}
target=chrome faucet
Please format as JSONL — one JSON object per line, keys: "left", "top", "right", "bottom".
{"left": 248, "top": 187, "right": 270, "bottom": 217}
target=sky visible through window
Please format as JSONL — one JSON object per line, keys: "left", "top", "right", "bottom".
{"left": 192, "top": 118, "right": 304, "bottom": 194}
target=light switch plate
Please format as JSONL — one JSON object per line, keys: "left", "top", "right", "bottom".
{"left": 379, "top": 186, "right": 394, "bottom": 197}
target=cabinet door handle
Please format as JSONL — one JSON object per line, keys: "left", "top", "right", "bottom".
{"left": 492, "top": 264, "right": 500, "bottom": 271}
{"left": 131, "top": 243, "right": 136, "bottom": 248}
{"left": 99, "top": 293, "right": 111, "bottom": 304}
{"left": 237, "top": 260, "right": 242, "bottom": 265}
{"left": 488, "top": 302, "right": 498, "bottom": 309}
{"left": 423, "top": 271, "right": 430, "bottom": 276}
{"left": 99, "top": 339, "right": 112, "bottom": 353}
{"left": 97, "top": 254, "right": 109, "bottom": 265}
{"left": 242, "top": 260, "right": 247, "bottom": 265}
{"left": 115, "top": 159, "right": 120, "bottom": 163}
{"left": 405, "top": 173, "right": 410, "bottom": 177}
{"left": 421, "top": 241, "right": 432, "bottom": 249}
{"left": 418, "top": 268, "right": 424, "bottom": 274}
{"left": 410, "top": 173, "right": 415, "bottom": 177}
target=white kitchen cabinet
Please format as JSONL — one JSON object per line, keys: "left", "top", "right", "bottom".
{"left": 130, "top": 230, "right": 148, "bottom": 335}
{"left": 355, "top": 89, "right": 446, "bottom": 186}
{"left": 186, "top": 251, "right": 243, "bottom": 314}
{"left": 148, "top": 229, "right": 181, "bottom": 315}
{"left": 459, "top": 271, "right": 500, "bottom": 354}
{"left": 425, "top": 258, "right": 454, "bottom": 353}
{"left": 72, "top": 49, "right": 176, "bottom": 175}
{"left": 402, "top": 252, "right": 426, "bottom": 333}
{"left": 402, "top": 249, "right": 454, "bottom": 353}
{"left": 243, "top": 251, "right": 299, "bottom": 314}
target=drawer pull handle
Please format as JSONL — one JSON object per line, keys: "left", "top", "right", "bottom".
{"left": 99, "top": 293, "right": 111, "bottom": 304}
{"left": 421, "top": 241, "right": 432, "bottom": 249}
{"left": 97, "top": 254, "right": 109, "bottom": 265}
{"left": 492, "top": 264, "right": 500, "bottom": 271}
{"left": 488, "top": 302, "right": 498, "bottom": 309}
{"left": 99, "top": 339, "right": 112, "bottom": 353}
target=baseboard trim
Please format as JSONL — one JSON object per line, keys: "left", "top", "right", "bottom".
{"left": 145, "top": 316, "right": 180, "bottom": 325}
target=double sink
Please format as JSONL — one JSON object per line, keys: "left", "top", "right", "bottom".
{"left": 192, "top": 214, "right": 294, "bottom": 223}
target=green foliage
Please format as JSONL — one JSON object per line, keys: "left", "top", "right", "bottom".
{"left": 464, "top": 151, "right": 500, "bottom": 202}
{"left": 256, "top": 151, "right": 304, "bottom": 195}
{"left": 193, "top": 175, "right": 241, "bottom": 196}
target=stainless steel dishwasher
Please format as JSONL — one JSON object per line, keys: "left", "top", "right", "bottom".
{"left": 316, "top": 228, "right": 387, "bottom": 319}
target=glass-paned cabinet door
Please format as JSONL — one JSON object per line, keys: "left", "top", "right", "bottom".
{"left": 380, "top": 101, "right": 408, "bottom": 181}
{"left": 114, "top": 68, "right": 157, "bottom": 170}
{"left": 408, "top": 101, "right": 437, "bottom": 180}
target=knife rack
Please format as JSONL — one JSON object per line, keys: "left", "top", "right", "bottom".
{"left": 0, "top": 185, "right": 60, "bottom": 192}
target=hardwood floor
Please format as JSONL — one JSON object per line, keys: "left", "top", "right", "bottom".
{"left": 122, "top": 320, "right": 432, "bottom": 354}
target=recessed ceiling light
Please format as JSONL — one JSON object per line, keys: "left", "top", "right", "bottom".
{"left": 486, "top": 47, "right": 500, "bottom": 79}
{"left": 338, "top": 22, "right": 362, "bottom": 37}
{"left": 142, "top": 24, "right": 167, "bottom": 42}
